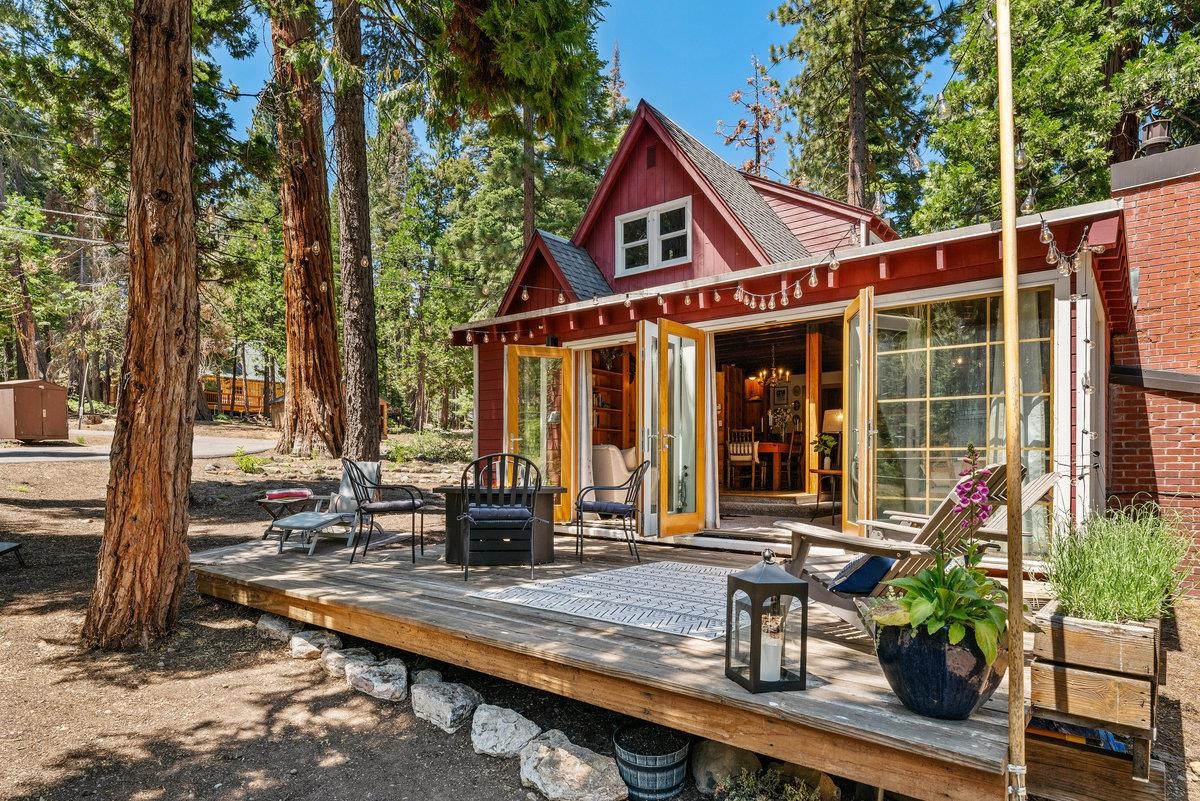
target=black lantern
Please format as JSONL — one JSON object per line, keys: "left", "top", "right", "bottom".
{"left": 725, "top": 549, "right": 809, "bottom": 693}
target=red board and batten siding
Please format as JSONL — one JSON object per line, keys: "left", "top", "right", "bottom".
{"left": 577, "top": 128, "right": 762, "bottom": 292}
{"left": 1108, "top": 155, "right": 1200, "bottom": 588}
{"left": 476, "top": 342, "right": 505, "bottom": 457}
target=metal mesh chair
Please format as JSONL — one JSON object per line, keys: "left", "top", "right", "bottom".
{"left": 458, "top": 453, "right": 544, "bottom": 581}
{"left": 575, "top": 459, "right": 649, "bottom": 563}
{"left": 341, "top": 458, "right": 427, "bottom": 563}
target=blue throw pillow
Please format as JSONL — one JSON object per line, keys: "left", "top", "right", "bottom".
{"left": 828, "top": 554, "right": 896, "bottom": 594}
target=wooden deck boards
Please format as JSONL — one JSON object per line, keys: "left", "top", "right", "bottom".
{"left": 193, "top": 536, "right": 1014, "bottom": 801}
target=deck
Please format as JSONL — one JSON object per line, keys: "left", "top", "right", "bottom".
{"left": 192, "top": 536, "right": 1164, "bottom": 801}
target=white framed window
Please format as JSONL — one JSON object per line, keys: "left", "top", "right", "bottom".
{"left": 615, "top": 196, "right": 692, "bottom": 276}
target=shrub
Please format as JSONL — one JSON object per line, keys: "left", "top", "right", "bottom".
{"left": 717, "top": 768, "right": 822, "bottom": 801}
{"left": 1046, "top": 504, "right": 1191, "bottom": 623}
{"left": 387, "top": 430, "right": 472, "bottom": 464}
{"left": 232, "top": 446, "right": 269, "bottom": 475}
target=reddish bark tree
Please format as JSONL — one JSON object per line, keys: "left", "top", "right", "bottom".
{"left": 332, "top": 0, "right": 379, "bottom": 460}
{"left": 269, "top": 0, "right": 345, "bottom": 456}
{"left": 81, "top": 0, "right": 198, "bottom": 649}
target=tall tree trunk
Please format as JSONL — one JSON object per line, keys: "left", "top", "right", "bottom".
{"left": 270, "top": 0, "right": 345, "bottom": 456}
{"left": 241, "top": 344, "right": 250, "bottom": 416}
{"left": 846, "top": 4, "right": 868, "bottom": 209}
{"left": 8, "top": 254, "right": 42, "bottom": 379}
{"left": 81, "top": 0, "right": 198, "bottom": 650}
{"left": 333, "top": 0, "right": 380, "bottom": 460}
{"left": 1103, "top": 0, "right": 1140, "bottom": 164}
{"left": 415, "top": 349, "right": 427, "bottom": 433}
{"left": 522, "top": 105, "right": 536, "bottom": 246}
{"left": 440, "top": 384, "right": 450, "bottom": 429}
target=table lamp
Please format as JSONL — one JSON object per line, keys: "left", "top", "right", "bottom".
{"left": 821, "top": 408, "right": 844, "bottom": 434}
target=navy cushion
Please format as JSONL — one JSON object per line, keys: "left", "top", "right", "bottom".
{"left": 362, "top": 498, "right": 424, "bottom": 513}
{"left": 578, "top": 499, "right": 634, "bottom": 517}
{"left": 465, "top": 504, "right": 533, "bottom": 523}
{"left": 828, "top": 554, "right": 896, "bottom": 594}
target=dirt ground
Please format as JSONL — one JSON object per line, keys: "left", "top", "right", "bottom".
{"left": 0, "top": 425, "right": 1194, "bottom": 801}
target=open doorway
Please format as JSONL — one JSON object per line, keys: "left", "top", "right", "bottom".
{"left": 713, "top": 318, "right": 844, "bottom": 535}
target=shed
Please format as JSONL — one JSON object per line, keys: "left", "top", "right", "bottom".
{"left": 0, "top": 379, "right": 69, "bottom": 442}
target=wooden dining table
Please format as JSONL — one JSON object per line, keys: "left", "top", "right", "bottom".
{"left": 755, "top": 441, "right": 794, "bottom": 491}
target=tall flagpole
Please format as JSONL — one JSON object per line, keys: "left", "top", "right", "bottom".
{"left": 995, "top": 0, "right": 1027, "bottom": 798}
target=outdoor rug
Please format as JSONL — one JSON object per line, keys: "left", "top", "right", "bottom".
{"left": 469, "top": 561, "right": 735, "bottom": 640}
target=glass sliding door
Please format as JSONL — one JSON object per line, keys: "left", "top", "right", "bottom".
{"left": 657, "top": 319, "right": 706, "bottom": 536}
{"left": 504, "top": 345, "right": 574, "bottom": 522}
{"left": 842, "top": 288, "right": 876, "bottom": 532}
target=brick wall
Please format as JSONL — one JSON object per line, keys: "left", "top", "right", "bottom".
{"left": 1108, "top": 154, "right": 1200, "bottom": 587}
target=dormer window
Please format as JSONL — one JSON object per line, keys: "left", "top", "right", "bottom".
{"left": 615, "top": 197, "right": 691, "bottom": 276}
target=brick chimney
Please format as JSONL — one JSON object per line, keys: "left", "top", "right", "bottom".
{"left": 1107, "top": 144, "right": 1200, "bottom": 563}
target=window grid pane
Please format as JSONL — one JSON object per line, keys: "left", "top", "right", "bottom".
{"left": 874, "top": 289, "right": 1054, "bottom": 555}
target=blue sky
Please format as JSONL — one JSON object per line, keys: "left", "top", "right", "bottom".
{"left": 218, "top": 2, "right": 948, "bottom": 174}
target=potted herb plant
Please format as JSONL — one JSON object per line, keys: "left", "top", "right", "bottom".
{"left": 1030, "top": 505, "right": 1189, "bottom": 775}
{"left": 869, "top": 447, "right": 1008, "bottom": 720}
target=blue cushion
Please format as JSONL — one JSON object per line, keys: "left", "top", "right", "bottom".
{"left": 578, "top": 500, "right": 634, "bottom": 516}
{"left": 465, "top": 504, "right": 533, "bottom": 523}
{"left": 828, "top": 554, "right": 896, "bottom": 594}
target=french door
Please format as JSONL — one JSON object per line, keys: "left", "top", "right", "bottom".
{"left": 504, "top": 345, "right": 574, "bottom": 522}
{"left": 655, "top": 319, "right": 707, "bottom": 536}
{"left": 636, "top": 321, "right": 660, "bottom": 537}
{"left": 842, "top": 287, "right": 876, "bottom": 533}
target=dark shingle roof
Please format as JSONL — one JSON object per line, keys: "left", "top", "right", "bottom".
{"left": 539, "top": 230, "right": 613, "bottom": 300}
{"left": 645, "top": 103, "right": 809, "bottom": 263}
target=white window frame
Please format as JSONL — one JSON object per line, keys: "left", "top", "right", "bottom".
{"left": 614, "top": 196, "right": 692, "bottom": 277}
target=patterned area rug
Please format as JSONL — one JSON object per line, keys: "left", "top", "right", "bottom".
{"left": 469, "top": 561, "right": 735, "bottom": 640}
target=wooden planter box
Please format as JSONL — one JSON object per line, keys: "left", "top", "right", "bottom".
{"left": 1030, "top": 599, "right": 1163, "bottom": 782}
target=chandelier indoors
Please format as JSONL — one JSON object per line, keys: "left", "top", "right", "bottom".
{"left": 757, "top": 345, "right": 790, "bottom": 389}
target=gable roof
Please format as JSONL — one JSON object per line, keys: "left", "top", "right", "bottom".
{"left": 644, "top": 103, "right": 809, "bottom": 262}
{"left": 741, "top": 172, "right": 899, "bottom": 243}
{"left": 538, "top": 230, "right": 611, "bottom": 299}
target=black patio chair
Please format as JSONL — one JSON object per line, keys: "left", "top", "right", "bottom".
{"left": 341, "top": 458, "right": 427, "bottom": 564}
{"left": 0, "top": 541, "right": 26, "bottom": 568}
{"left": 574, "top": 459, "right": 650, "bottom": 563}
{"left": 458, "top": 453, "right": 543, "bottom": 581}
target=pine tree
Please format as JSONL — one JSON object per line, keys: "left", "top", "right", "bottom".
{"left": 771, "top": 0, "right": 955, "bottom": 232}
{"left": 717, "top": 55, "right": 785, "bottom": 177}
{"left": 917, "top": 0, "right": 1200, "bottom": 232}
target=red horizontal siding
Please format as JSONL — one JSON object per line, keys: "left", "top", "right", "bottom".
{"left": 756, "top": 189, "right": 859, "bottom": 254}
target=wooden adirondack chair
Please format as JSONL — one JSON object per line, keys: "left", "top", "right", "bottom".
{"left": 775, "top": 463, "right": 1015, "bottom": 631}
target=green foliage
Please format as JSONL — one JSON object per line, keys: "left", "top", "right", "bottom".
{"left": 716, "top": 768, "right": 823, "bottom": 801}
{"left": 1046, "top": 504, "right": 1191, "bottom": 623}
{"left": 917, "top": 0, "right": 1200, "bottom": 232}
{"left": 386, "top": 429, "right": 472, "bottom": 464}
{"left": 872, "top": 543, "right": 1009, "bottom": 665}
{"left": 232, "top": 447, "right": 269, "bottom": 474}
{"left": 811, "top": 433, "right": 837, "bottom": 457}
{"left": 771, "top": 0, "right": 956, "bottom": 233}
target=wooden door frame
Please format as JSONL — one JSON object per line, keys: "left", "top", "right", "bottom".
{"left": 656, "top": 318, "right": 707, "bottom": 537}
{"left": 841, "top": 287, "right": 875, "bottom": 534}
{"left": 503, "top": 344, "right": 575, "bottom": 522}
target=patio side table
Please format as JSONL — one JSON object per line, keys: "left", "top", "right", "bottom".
{"left": 434, "top": 484, "right": 563, "bottom": 566}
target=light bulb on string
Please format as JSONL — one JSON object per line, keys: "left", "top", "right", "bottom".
{"left": 829, "top": 252, "right": 840, "bottom": 271}
{"left": 982, "top": 3, "right": 995, "bottom": 31}
{"left": 808, "top": 269, "right": 819, "bottom": 288}
{"left": 1015, "top": 140, "right": 1029, "bottom": 171}
{"left": 1039, "top": 219, "right": 1053, "bottom": 244}
{"left": 483, "top": 333, "right": 490, "bottom": 344}
{"left": 520, "top": 286, "right": 529, "bottom": 301}
{"left": 768, "top": 295, "right": 776, "bottom": 310}
{"left": 713, "top": 289, "right": 721, "bottom": 302}
{"left": 557, "top": 290, "right": 565, "bottom": 304}
{"left": 793, "top": 282, "right": 802, "bottom": 300}
{"left": 1045, "top": 242, "right": 1059, "bottom": 265}
{"left": 623, "top": 295, "right": 632, "bottom": 308}
{"left": 500, "top": 332, "right": 506, "bottom": 343}
{"left": 935, "top": 92, "right": 950, "bottom": 121}
{"left": 780, "top": 293, "right": 789, "bottom": 307}
{"left": 481, "top": 286, "right": 490, "bottom": 298}
{"left": 684, "top": 294, "right": 692, "bottom": 306}
{"left": 1020, "top": 187, "right": 1037, "bottom": 215}
{"left": 465, "top": 331, "right": 474, "bottom": 344}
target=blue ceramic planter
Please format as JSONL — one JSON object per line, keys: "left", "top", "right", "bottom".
{"left": 876, "top": 625, "right": 1008, "bottom": 720}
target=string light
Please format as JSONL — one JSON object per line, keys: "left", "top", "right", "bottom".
{"left": 465, "top": 331, "right": 474, "bottom": 343}
{"left": 713, "top": 289, "right": 721, "bottom": 302}
{"left": 1040, "top": 223, "right": 1106, "bottom": 277}
{"left": 656, "top": 294, "right": 665, "bottom": 306}
{"left": 1039, "top": 219, "right": 1053, "bottom": 244}
{"left": 1020, "top": 187, "right": 1037, "bottom": 215}
{"left": 808, "top": 269, "right": 819, "bottom": 288}
{"left": 684, "top": 294, "right": 692, "bottom": 306}
{"left": 793, "top": 283, "right": 802, "bottom": 300}
{"left": 935, "top": 92, "right": 950, "bottom": 120}
{"left": 483, "top": 333, "right": 490, "bottom": 344}
{"left": 1015, "top": 140, "right": 1029, "bottom": 171}
{"left": 829, "top": 252, "right": 840, "bottom": 271}
{"left": 557, "top": 290, "right": 565, "bottom": 304}
{"left": 520, "top": 286, "right": 529, "bottom": 301}
{"left": 623, "top": 295, "right": 632, "bottom": 308}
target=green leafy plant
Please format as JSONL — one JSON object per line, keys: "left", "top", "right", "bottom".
{"left": 810, "top": 433, "right": 836, "bottom": 457}
{"left": 232, "top": 447, "right": 269, "bottom": 475}
{"left": 387, "top": 430, "right": 472, "bottom": 464}
{"left": 716, "top": 768, "right": 822, "bottom": 801}
{"left": 1047, "top": 504, "right": 1190, "bottom": 623}
{"left": 871, "top": 543, "right": 1009, "bottom": 665}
